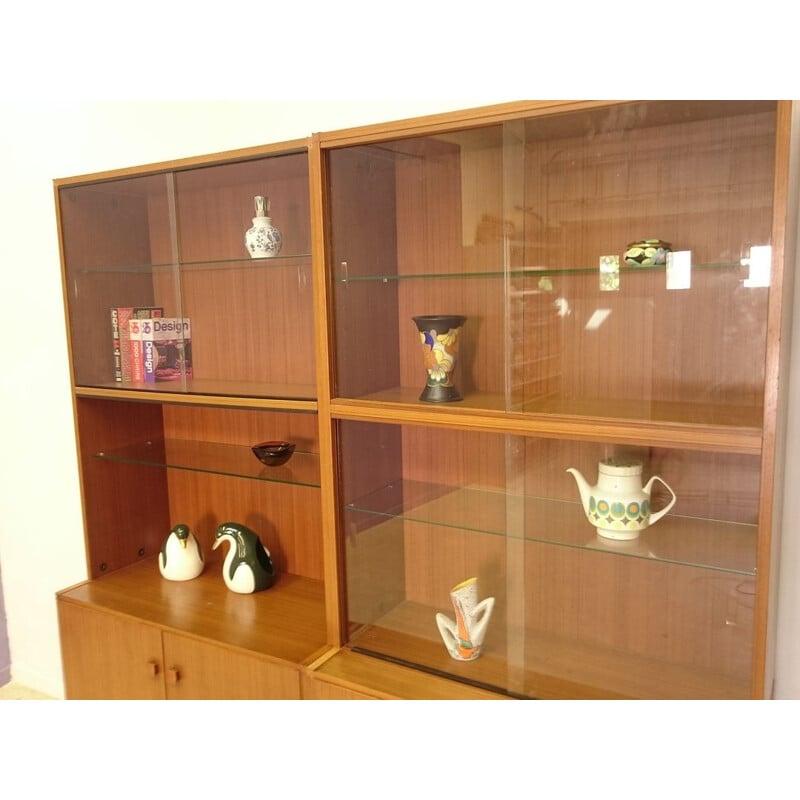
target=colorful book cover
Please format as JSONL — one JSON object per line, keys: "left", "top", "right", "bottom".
{"left": 112, "top": 306, "right": 163, "bottom": 382}
{"left": 128, "top": 318, "right": 145, "bottom": 382}
{"left": 140, "top": 317, "right": 193, "bottom": 382}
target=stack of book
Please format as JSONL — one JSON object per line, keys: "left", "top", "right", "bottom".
{"left": 112, "top": 307, "right": 193, "bottom": 383}
{"left": 111, "top": 307, "right": 163, "bottom": 383}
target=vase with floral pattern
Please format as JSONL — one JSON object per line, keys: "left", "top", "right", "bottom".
{"left": 244, "top": 195, "right": 282, "bottom": 258}
{"left": 412, "top": 314, "right": 466, "bottom": 403}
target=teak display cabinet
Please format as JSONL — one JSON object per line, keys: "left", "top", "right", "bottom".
{"left": 55, "top": 141, "right": 330, "bottom": 699}
{"left": 55, "top": 100, "right": 799, "bottom": 699}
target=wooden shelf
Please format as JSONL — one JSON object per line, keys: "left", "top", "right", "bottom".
{"left": 308, "top": 647, "right": 509, "bottom": 700}
{"left": 58, "top": 557, "right": 327, "bottom": 667}
{"left": 331, "top": 394, "right": 763, "bottom": 455}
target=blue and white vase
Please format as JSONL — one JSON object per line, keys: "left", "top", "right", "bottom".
{"left": 245, "top": 195, "right": 282, "bottom": 258}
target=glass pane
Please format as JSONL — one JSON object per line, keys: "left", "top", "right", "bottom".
{"left": 339, "top": 420, "right": 757, "bottom": 699}
{"left": 327, "top": 101, "right": 777, "bottom": 432}
{"left": 60, "top": 172, "right": 178, "bottom": 388}
{"left": 60, "top": 152, "right": 315, "bottom": 399}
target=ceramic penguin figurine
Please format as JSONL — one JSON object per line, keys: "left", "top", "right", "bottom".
{"left": 212, "top": 521, "right": 277, "bottom": 594}
{"left": 159, "top": 523, "right": 205, "bottom": 581}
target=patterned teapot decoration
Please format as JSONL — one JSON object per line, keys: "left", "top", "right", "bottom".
{"left": 566, "top": 457, "right": 676, "bottom": 540}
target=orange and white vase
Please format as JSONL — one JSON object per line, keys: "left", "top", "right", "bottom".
{"left": 435, "top": 577, "right": 495, "bottom": 661}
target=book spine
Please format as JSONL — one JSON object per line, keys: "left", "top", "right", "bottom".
{"left": 111, "top": 309, "right": 122, "bottom": 382}
{"left": 141, "top": 320, "right": 157, "bottom": 383}
{"left": 113, "top": 307, "right": 164, "bottom": 383}
{"left": 129, "top": 319, "right": 143, "bottom": 382}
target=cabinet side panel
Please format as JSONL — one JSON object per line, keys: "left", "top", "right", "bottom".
{"left": 76, "top": 398, "right": 170, "bottom": 576}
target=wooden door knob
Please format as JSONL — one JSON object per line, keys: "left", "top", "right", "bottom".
{"left": 147, "top": 660, "right": 160, "bottom": 678}
{"left": 166, "top": 667, "right": 181, "bottom": 685}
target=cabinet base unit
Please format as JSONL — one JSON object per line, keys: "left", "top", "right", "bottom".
{"left": 57, "top": 559, "right": 326, "bottom": 699}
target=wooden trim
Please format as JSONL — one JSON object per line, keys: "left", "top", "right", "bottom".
{"left": 53, "top": 137, "right": 311, "bottom": 188}
{"left": 329, "top": 398, "right": 763, "bottom": 455}
{"left": 309, "top": 134, "right": 347, "bottom": 646}
{"left": 307, "top": 647, "right": 510, "bottom": 699}
{"left": 751, "top": 100, "right": 800, "bottom": 697}
{"left": 54, "top": 180, "right": 95, "bottom": 579}
{"left": 316, "top": 100, "right": 622, "bottom": 148}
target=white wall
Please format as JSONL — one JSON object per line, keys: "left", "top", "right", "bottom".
{"left": 2, "top": 97, "right": 799, "bottom": 700}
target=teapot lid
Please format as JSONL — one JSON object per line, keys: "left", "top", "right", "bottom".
{"left": 598, "top": 457, "right": 642, "bottom": 476}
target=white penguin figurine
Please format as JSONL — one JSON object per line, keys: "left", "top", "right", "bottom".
{"left": 159, "top": 523, "right": 205, "bottom": 581}
{"left": 212, "top": 521, "right": 277, "bottom": 594}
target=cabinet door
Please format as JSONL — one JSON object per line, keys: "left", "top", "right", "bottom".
{"left": 162, "top": 632, "right": 301, "bottom": 699}
{"left": 58, "top": 600, "right": 165, "bottom": 699}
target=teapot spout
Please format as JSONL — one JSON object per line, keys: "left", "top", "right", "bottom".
{"left": 566, "top": 467, "right": 592, "bottom": 512}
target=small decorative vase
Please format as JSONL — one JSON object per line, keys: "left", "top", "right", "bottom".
{"left": 435, "top": 577, "right": 495, "bottom": 662}
{"left": 412, "top": 314, "right": 466, "bottom": 403}
{"left": 244, "top": 195, "right": 282, "bottom": 259}
{"left": 623, "top": 239, "right": 672, "bottom": 267}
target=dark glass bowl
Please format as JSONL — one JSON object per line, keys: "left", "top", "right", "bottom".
{"left": 251, "top": 441, "right": 296, "bottom": 467}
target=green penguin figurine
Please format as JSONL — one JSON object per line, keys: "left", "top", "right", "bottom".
{"left": 159, "top": 523, "right": 204, "bottom": 581}
{"left": 212, "top": 521, "right": 277, "bottom": 594}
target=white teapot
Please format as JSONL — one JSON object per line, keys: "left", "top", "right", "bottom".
{"left": 566, "top": 457, "right": 676, "bottom": 540}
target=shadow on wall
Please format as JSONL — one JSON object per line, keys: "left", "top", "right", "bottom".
{"left": 0, "top": 560, "right": 9, "bottom": 686}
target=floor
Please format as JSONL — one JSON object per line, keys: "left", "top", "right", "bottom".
{"left": 0, "top": 681, "right": 56, "bottom": 699}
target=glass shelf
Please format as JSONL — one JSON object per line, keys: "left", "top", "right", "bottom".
{"left": 344, "top": 479, "right": 756, "bottom": 575}
{"left": 74, "top": 253, "right": 312, "bottom": 275}
{"left": 76, "top": 379, "right": 318, "bottom": 404}
{"left": 94, "top": 438, "right": 321, "bottom": 488}
{"left": 336, "top": 261, "right": 745, "bottom": 284}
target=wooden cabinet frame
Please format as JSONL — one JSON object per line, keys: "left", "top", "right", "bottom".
{"left": 55, "top": 101, "right": 800, "bottom": 699}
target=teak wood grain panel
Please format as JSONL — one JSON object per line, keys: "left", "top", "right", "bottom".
{"left": 76, "top": 397, "right": 170, "bottom": 576}
{"left": 300, "top": 671, "right": 375, "bottom": 699}
{"left": 308, "top": 648, "right": 508, "bottom": 699}
{"left": 59, "top": 558, "right": 326, "bottom": 666}
{"left": 58, "top": 600, "right": 165, "bottom": 700}
{"left": 162, "top": 632, "right": 301, "bottom": 699}
{"left": 161, "top": 404, "right": 322, "bottom": 580}
{"left": 164, "top": 469, "right": 323, "bottom": 580}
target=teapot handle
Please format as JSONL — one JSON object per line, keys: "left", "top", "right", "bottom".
{"left": 643, "top": 475, "right": 677, "bottom": 526}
